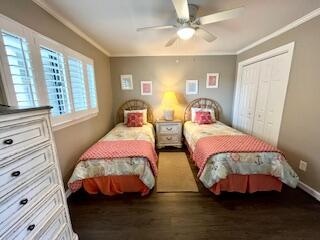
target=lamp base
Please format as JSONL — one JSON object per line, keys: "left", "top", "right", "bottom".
{"left": 163, "top": 109, "right": 174, "bottom": 121}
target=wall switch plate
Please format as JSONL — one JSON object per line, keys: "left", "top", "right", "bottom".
{"left": 299, "top": 160, "right": 307, "bottom": 171}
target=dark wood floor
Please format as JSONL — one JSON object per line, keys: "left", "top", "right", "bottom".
{"left": 68, "top": 149, "right": 320, "bottom": 240}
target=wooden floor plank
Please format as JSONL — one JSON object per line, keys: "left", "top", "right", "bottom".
{"left": 68, "top": 149, "right": 320, "bottom": 240}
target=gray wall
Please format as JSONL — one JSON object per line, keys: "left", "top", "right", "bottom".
{"left": 237, "top": 16, "right": 320, "bottom": 192}
{"left": 110, "top": 56, "right": 236, "bottom": 125}
{"left": 0, "top": 0, "right": 113, "bottom": 183}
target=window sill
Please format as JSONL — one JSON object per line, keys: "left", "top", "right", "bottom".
{"left": 52, "top": 111, "right": 98, "bottom": 132}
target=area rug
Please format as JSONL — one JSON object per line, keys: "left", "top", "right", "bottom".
{"left": 157, "top": 152, "right": 199, "bottom": 192}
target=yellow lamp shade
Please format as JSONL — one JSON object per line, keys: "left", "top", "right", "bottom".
{"left": 161, "top": 91, "right": 178, "bottom": 120}
{"left": 161, "top": 91, "right": 178, "bottom": 108}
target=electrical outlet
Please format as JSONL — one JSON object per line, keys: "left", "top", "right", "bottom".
{"left": 299, "top": 160, "right": 307, "bottom": 171}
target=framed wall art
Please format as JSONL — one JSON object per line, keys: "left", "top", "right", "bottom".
{"left": 141, "top": 81, "right": 152, "bottom": 95}
{"left": 206, "top": 73, "right": 219, "bottom": 88}
{"left": 120, "top": 74, "right": 133, "bottom": 90}
{"left": 186, "top": 80, "right": 198, "bottom": 95}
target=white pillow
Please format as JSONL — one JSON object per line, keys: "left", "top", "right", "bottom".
{"left": 191, "top": 107, "right": 215, "bottom": 122}
{"left": 124, "top": 109, "right": 148, "bottom": 124}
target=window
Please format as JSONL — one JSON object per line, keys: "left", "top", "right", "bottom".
{"left": 0, "top": 15, "right": 98, "bottom": 130}
{"left": 40, "top": 47, "right": 70, "bottom": 116}
{"left": 68, "top": 57, "right": 87, "bottom": 111}
{"left": 1, "top": 30, "right": 38, "bottom": 107}
{"left": 87, "top": 64, "right": 97, "bottom": 108}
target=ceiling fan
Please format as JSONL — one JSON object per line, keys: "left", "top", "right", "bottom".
{"left": 137, "top": 0, "right": 244, "bottom": 47}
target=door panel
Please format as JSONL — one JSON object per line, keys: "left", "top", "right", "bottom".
{"left": 237, "top": 63, "right": 260, "bottom": 134}
{"left": 264, "top": 53, "right": 290, "bottom": 145}
{"left": 252, "top": 57, "right": 273, "bottom": 140}
{"left": 252, "top": 53, "right": 290, "bottom": 145}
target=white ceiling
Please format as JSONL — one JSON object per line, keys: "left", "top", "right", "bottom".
{"left": 36, "top": 0, "right": 320, "bottom": 56}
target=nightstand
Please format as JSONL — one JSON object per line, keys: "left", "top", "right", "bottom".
{"left": 155, "top": 119, "right": 182, "bottom": 149}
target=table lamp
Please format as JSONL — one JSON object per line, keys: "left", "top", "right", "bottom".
{"left": 161, "top": 91, "right": 178, "bottom": 121}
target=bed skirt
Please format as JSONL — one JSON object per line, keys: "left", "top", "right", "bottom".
{"left": 210, "top": 174, "right": 283, "bottom": 195}
{"left": 82, "top": 175, "right": 150, "bottom": 196}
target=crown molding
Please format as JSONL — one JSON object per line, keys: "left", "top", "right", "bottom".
{"left": 31, "top": 0, "right": 235, "bottom": 57}
{"left": 237, "top": 8, "right": 320, "bottom": 54}
{"left": 32, "top": 0, "right": 110, "bottom": 56}
{"left": 31, "top": 1, "right": 320, "bottom": 57}
{"left": 111, "top": 52, "right": 236, "bottom": 57}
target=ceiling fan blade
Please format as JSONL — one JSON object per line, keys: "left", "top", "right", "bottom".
{"left": 165, "top": 36, "right": 178, "bottom": 47}
{"left": 172, "top": 0, "right": 190, "bottom": 21}
{"left": 196, "top": 27, "right": 217, "bottom": 42}
{"left": 198, "top": 7, "right": 244, "bottom": 25}
{"left": 137, "top": 25, "right": 176, "bottom": 32}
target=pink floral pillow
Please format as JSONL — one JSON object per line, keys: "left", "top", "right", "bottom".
{"left": 127, "top": 112, "right": 143, "bottom": 127}
{"left": 195, "top": 111, "right": 214, "bottom": 124}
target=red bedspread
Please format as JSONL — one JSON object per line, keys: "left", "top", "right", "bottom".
{"left": 79, "top": 140, "right": 158, "bottom": 175}
{"left": 193, "top": 135, "right": 283, "bottom": 176}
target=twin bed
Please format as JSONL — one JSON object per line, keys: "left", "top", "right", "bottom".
{"left": 68, "top": 100, "right": 158, "bottom": 196}
{"left": 68, "top": 98, "right": 298, "bottom": 196}
{"left": 183, "top": 98, "right": 298, "bottom": 194}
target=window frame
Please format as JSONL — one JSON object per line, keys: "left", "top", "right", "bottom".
{"left": 64, "top": 47, "right": 99, "bottom": 121}
{"left": 35, "top": 34, "right": 74, "bottom": 126}
{"left": 0, "top": 16, "right": 41, "bottom": 107}
{"left": 0, "top": 14, "right": 99, "bottom": 131}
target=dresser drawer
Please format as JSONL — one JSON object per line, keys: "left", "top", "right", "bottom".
{"left": 158, "top": 124, "right": 180, "bottom": 134}
{"left": 3, "top": 188, "right": 64, "bottom": 240}
{"left": 57, "top": 226, "right": 72, "bottom": 240}
{"left": 0, "top": 168, "right": 59, "bottom": 231}
{"left": 0, "top": 145, "right": 55, "bottom": 196}
{"left": 0, "top": 118, "right": 50, "bottom": 159}
{"left": 38, "top": 210, "right": 69, "bottom": 240}
{"left": 158, "top": 134, "right": 180, "bottom": 144}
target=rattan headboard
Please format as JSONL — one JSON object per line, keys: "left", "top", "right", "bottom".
{"left": 184, "top": 98, "right": 221, "bottom": 122}
{"left": 117, "top": 99, "right": 153, "bottom": 123}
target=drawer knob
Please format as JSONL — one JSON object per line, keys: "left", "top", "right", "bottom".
{"left": 20, "top": 198, "right": 28, "bottom": 205}
{"left": 166, "top": 136, "right": 172, "bottom": 140}
{"left": 166, "top": 127, "right": 172, "bottom": 131}
{"left": 11, "top": 171, "right": 21, "bottom": 177}
{"left": 3, "top": 139, "right": 13, "bottom": 145}
{"left": 27, "top": 224, "right": 35, "bottom": 231}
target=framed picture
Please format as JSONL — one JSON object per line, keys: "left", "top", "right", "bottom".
{"left": 120, "top": 74, "right": 133, "bottom": 90}
{"left": 141, "top": 81, "right": 152, "bottom": 95}
{"left": 206, "top": 73, "right": 219, "bottom": 88}
{"left": 186, "top": 80, "right": 198, "bottom": 95}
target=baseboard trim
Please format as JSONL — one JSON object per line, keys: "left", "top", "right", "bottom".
{"left": 298, "top": 181, "right": 320, "bottom": 202}
{"left": 65, "top": 188, "right": 72, "bottom": 199}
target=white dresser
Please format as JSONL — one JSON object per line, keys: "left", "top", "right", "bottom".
{"left": 0, "top": 106, "right": 77, "bottom": 240}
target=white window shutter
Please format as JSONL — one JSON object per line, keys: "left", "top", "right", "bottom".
{"left": 1, "top": 31, "right": 38, "bottom": 107}
{"left": 86, "top": 64, "right": 97, "bottom": 108}
{"left": 40, "top": 47, "right": 70, "bottom": 116}
{"left": 68, "top": 57, "right": 87, "bottom": 112}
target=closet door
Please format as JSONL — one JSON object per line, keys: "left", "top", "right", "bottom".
{"left": 252, "top": 53, "right": 291, "bottom": 145}
{"left": 251, "top": 57, "right": 273, "bottom": 140}
{"left": 236, "top": 62, "right": 260, "bottom": 134}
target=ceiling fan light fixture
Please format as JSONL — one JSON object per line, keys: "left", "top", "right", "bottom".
{"left": 177, "top": 27, "right": 195, "bottom": 40}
